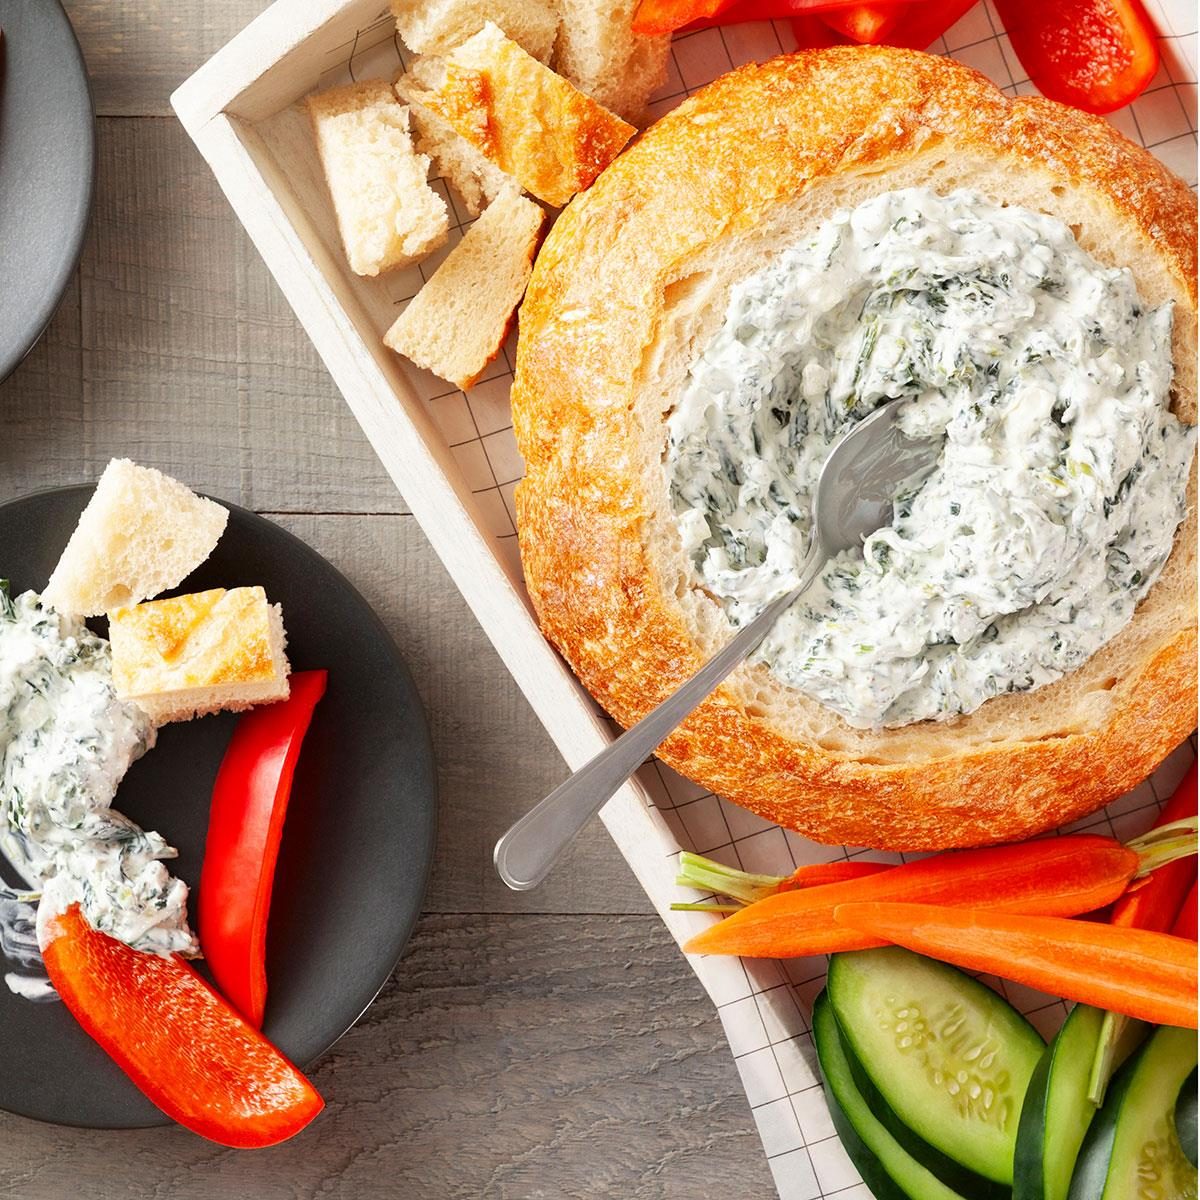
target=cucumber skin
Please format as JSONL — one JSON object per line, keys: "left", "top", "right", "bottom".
{"left": 1068, "top": 1026, "right": 1198, "bottom": 1200}
{"left": 813, "top": 991, "right": 970, "bottom": 1200}
{"left": 829, "top": 947, "right": 1044, "bottom": 1186}
{"left": 1014, "top": 1005, "right": 1107, "bottom": 1200}
{"left": 1178, "top": 1067, "right": 1198, "bottom": 1169}
{"left": 836, "top": 1013, "right": 1010, "bottom": 1200}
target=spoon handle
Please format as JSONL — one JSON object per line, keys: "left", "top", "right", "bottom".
{"left": 494, "top": 543, "right": 827, "bottom": 891}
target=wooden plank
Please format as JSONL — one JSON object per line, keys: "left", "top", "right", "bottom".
{"left": 0, "top": 278, "right": 85, "bottom": 498}
{"left": 0, "top": 914, "right": 769, "bottom": 1199}
{"left": 236, "top": 232, "right": 406, "bottom": 514}
{"left": 66, "top": 0, "right": 258, "bottom": 118}
{"left": 272, "top": 513, "right": 653, "bottom": 916}
{"left": 80, "top": 119, "right": 246, "bottom": 500}
{"left": 73, "top": 117, "right": 403, "bottom": 513}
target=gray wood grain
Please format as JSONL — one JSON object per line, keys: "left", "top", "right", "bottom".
{"left": 271, "top": 514, "right": 654, "bottom": 917}
{"left": 0, "top": 915, "right": 773, "bottom": 1199}
{"left": 0, "top": 3, "right": 771, "bottom": 1193}
{"left": 68, "top": 0, "right": 255, "bottom": 118}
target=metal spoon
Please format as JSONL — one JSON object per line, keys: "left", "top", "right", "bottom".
{"left": 494, "top": 400, "right": 942, "bottom": 891}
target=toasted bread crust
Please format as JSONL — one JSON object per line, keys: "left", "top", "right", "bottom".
{"left": 415, "top": 22, "right": 636, "bottom": 207}
{"left": 513, "top": 47, "right": 1198, "bottom": 850}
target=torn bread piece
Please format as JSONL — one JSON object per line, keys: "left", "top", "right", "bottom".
{"left": 109, "top": 587, "right": 290, "bottom": 724}
{"left": 395, "top": 70, "right": 516, "bottom": 218}
{"left": 409, "top": 23, "right": 635, "bottom": 208}
{"left": 390, "top": 0, "right": 558, "bottom": 61}
{"left": 552, "top": 0, "right": 670, "bottom": 125}
{"left": 44, "top": 460, "right": 228, "bottom": 618}
{"left": 306, "top": 80, "right": 448, "bottom": 276}
{"left": 385, "top": 187, "right": 545, "bottom": 390}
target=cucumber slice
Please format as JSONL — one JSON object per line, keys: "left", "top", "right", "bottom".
{"left": 829, "top": 947, "right": 1044, "bottom": 1185}
{"left": 1178, "top": 1067, "right": 1198, "bottom": 1169}
{"left": 1068, "top": 1025, "right": 1198, "bottom": 1200}
{"left": 837, "top": 1018, "right": 1010, "bottom": 1200}
{"left": 1014, "top": 1005, "right": 1118, "bottom": 1200}
{"left": 813, "top": 990, "right": 970, "bottom": 1200}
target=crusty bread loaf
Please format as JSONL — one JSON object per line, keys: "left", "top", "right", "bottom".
{"left": 44, "top": 460, "right": 228, "bottom": 618}
{"left": 391, "top": 0, "right": 558, "bottom": 61}
{"left": 306, "top": 80, "right": 448, "bottom": 276}
{"left": 551, "top": 0, "right": 670, "bottom": 124}
{"left": 513, "top": 47, "right": 1198, "bottom": 850}
{"left": 385, "top": 186, "right": 545, "bottom": 389}
{"left": 406, "top": 22, "right": 635, "bottom": 208}
{"left": 395, "top": 68, "right": 516, "bottom": 217}
{"left": 109, "top": 586, "right": 290, "bottom": 724}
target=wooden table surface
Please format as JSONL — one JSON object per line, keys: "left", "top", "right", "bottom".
{"left": 0, "top": 2, "right": 772, "bottom": 1195}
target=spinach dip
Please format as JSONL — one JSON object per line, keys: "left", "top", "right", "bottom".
{"left": 0, "top": 585, "right": 196, "bottom": 997}
{"left": 666, "top": 188, "right": 1194, "bottom": 729}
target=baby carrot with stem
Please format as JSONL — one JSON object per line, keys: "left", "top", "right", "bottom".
{"left": 673, "top": 852, "right": 889, "bottom": 907}
{"left": 681, "top": 823, "right": 1196, "bottom": 957}
{"left": 832, "top": 901, "right": 1198, "bottom": 1028}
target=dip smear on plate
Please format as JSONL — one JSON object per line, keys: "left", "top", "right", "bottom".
{"left": 0, "top": 585, "right": 195, "bottom": 998}
{"left": 666, "top": 188, "right": 1195, "bottom": 729}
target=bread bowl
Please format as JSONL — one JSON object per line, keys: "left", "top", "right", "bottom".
{"left": 512, "top": 46, "right": 1198, "bottom": 850}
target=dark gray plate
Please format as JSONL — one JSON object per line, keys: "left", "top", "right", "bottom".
{"left": 0, "top": 486, "right": 437, "bottom": 1128}
{"left": 0, "top": 0, "right": 95, "bottom": 382}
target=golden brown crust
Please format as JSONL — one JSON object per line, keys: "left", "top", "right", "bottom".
{"left": 513, "top": 46, "right": 1199, "bottom": 850}
{"left": 415, "top": 22, "right": 636, "bottom": 207}
{"left": 110, "top": 587, "right": 283, "bottom": 694}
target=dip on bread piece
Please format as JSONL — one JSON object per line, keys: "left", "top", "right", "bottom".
{"left": 109, "top": 587, "right": 289, "bottom": 724}
{"left": 43, "top": 459, "right": 228, "bottom": 618}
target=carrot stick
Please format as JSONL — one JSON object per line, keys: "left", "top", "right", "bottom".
{"left": 832, "top": 901, "right": 1198, "bottom": 1029}
{"left": 1088, "top": 765, "right": 1197, "bottom": 1102}
{"left": 1172, "top": 881, "right": 1197, "bottom": 940}
{"left": 682, "top": 834, "right": 1140, "bottom": 957}
{"left": 673, "top": 851, "right": 888, "bottom": 906}
{"left": 778, "top": 860, "right": 891, "bottom": 892}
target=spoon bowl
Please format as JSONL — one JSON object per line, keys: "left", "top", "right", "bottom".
{"left": 495, "top": 400, "right": 943, "bottom": 891}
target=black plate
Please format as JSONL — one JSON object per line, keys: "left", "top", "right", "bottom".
{"left": 0, "top": 487, "right": 437, "bottom": 1128}
{"left": 0, "top": 1, "right": 95, "bottom": 382}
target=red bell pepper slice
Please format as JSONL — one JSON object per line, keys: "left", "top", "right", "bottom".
{"left": 1173, "top": 880, "right": 1198, "bottom": 940}
{"left": 41, "top": 903, "right": 323, "bottom": 1148}
{"left": 821, "top": 3, "right": 903, "bottom": 42}
{"left": 993, "top": 0, "right": 1159, "bottom": 113}
{"left": 200, "top": 669, "right": 327, "bottom": 1028}
{"left": 793, "top": 0, "right": 979, "bottom": 49}
{"left": 639, "top": 0, "right": 906, "bottom": 35}
{"left": 634, "top": 0, "right": 734, "bottom": 35}
{"left": 1109, "top": 762, "right": 1197, "bottom": 930}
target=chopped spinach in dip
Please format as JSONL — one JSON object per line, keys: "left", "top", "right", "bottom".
{"left": 0, "top": 583, "right": 197, "bottom": 997}
{"left": 666, "top": 188, "right": 1195, "bottom": 729}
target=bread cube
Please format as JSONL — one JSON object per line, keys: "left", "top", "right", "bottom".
{"left": 306, "top": 80, "right": 448, "bottom": 276}
{"left": 44, "top": 459, "right": 228, "bottom": 618}
{"left": 109, "top": 586, "right": 290, "bottom": 724}
{"left": 384, "top": 186, "right": 544, "bottom": 390}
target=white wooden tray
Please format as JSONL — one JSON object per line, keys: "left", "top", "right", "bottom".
{"left": 173, "top": 7, "right": 1198, "bottom": 1195}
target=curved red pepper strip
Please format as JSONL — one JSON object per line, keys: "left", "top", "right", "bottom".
{"left": 993, "top": 0, "right": 1159, "bottom": 113}
{"left": 42, "top": 904, "right": 322, "bottom": 1148}
{"left": 1110, "top": 762, "right": 1196, "bottom": 930}
{"left": 1173, "top": 881, "right": 1198, "bottom": 940}
{"left": 792, "top": 0, "right": 979, "bottom": 49}
{"left": 199, "top": 670, "right": 327, "bottom": 1028}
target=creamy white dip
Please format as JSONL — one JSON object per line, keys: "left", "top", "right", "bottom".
{"left": 0, "top": 584, "right": 197, "bottom": 997}
{"left": 667, "top": 188, "right": 1194, "bottom": 729}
